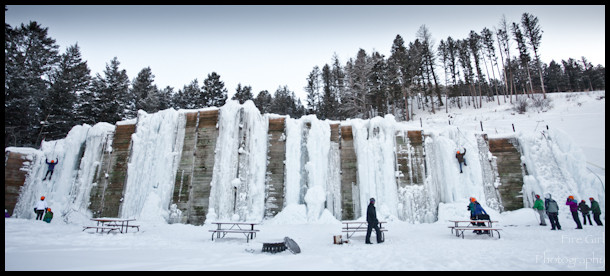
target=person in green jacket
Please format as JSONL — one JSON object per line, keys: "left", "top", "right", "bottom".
{"left": 42, "top": 208, "right": 53, "bottom": 223}
{"left": 589, "top": 197, "right": 603, "bottom": 226}
{"left": 533, "top": 194, "right": 547, "bottom": 226}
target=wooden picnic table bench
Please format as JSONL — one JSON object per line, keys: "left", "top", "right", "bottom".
{"left": 209, "top": 222, "right": 260, "bottom": 243}
{"left": 341, "top": 221, "right": 388, "bottom": 240}
{"left": 83, "top": 218, "right": 139, "bottom": 234}
{"left": 82, "top": 226, "right": 121, "bottom": 234}
{"left": 448, "top": 220, "right": 502, "bottom": 239}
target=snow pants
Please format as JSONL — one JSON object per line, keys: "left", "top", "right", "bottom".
{"left": 43, "top": 169, "right": 54, "bottom": 180}
{"left": 35, "top": 209, "right": 45, "bottom": 220}
{"left": 547, "top": 212, "right": 561, "bottom": 230}
{"left": 581, "top": 212, "right": 592, "bottom": 225}
{"left": 593, "top": 213, "right": 603, "bottom": 226}
{"left": 366, "top": 222, "right": 382, "bottom": 243}
{"left": 537, "top": 209, "right": 547, "bottom": 225}
{"left": 571, "top": 211, "right": 583, "bottom": 229}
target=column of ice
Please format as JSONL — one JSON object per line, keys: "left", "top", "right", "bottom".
{"left": 120, "top": 109, "right": 181, "bottom": 221}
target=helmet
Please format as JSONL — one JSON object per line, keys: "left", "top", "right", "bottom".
{"left": 41, "top": 196, "right": 45, "bottom": 200}
{"left": 535, "top": 194, "right": 540, "bottom": 199}
{"left": 589, "top": 197, "right": 594, "bottom": 201}
{"left": 457, "top": 151, "right": 460, "bottom": 154}
{"left": 47, "top": 208, "right": 51, "bottom": 212}
{"left": 568, "top": 195, "right": 574, "bottom": 200}
{"left": 470, "top": 197, "right": 476, "bottom": 202}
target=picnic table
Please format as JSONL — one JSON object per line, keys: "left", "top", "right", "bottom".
{"left": 83, "top": 218, "right": 139, "bottom": 234}
{"left": 341, "top": 221, "right": 388, "bottom": 240}
{"left": 448, "top": 220, "right": 502, "bottom": 239}
{"left": 209, "top": 222, "right": 260, "bottom": 243}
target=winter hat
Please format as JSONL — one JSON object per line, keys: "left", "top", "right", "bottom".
{"left": 535, "top": 194, "right": 540, "bottom": 199}
{"left": 370, "top": 198, "right": 375, "bottom": 203}
{"left": 589, "top": 197, "right": 594, "bottom": 201}
{"left": 581, "top": 200, "right": 586, "bottom": 203}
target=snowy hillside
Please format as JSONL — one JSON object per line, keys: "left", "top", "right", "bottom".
{"left": 5, "top": 91, "right": 605, "bottom": 270}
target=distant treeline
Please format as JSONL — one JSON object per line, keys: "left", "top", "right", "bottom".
{"left": 4, "top": 12, "right": 605, "bottom": 148}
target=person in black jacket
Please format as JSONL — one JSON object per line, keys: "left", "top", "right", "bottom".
{"left": 366, "top": 198, "right": 383, "bottom": 244}
{"left": 456, "top": 149, "right": 467, "bottom": 173}
{"left": 578, "top": 200, "right": 592, "bottom": 226}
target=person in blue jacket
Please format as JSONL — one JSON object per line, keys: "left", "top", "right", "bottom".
{"left": 43, "top": 158, "right": 59, "bottom": 181}
{"left": 468, "top": 197, "right": 489, "bottom": 234}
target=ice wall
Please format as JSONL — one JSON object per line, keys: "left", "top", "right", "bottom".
{"left": 7, "top": 100, "right": 603, "bottom": 225}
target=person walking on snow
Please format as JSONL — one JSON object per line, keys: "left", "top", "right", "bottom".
{"left": 578, "top": 200, "right": 592, "bottom": 226}
{"left": 545, "top": 194, "right": 561, "bottom": 230}
{"left": 566, "top": 196, "right": 582, "bottom": 229}
{"left": 34, "top": 196, "right": 48, "bottom": 220}
{"left": 365, "top": 198, "right": 383, "bottom": 244}
{"left": 589, "top": 197, "right": 603, "bottom": 226}
{"left": 533, "top": 194, "right": 547, "bottom": 226}
{"left": 43, "top": 158, "right": 59, "bottom": 181}
{"left": 456, "top": 148, "right": 467, "bottom": 173}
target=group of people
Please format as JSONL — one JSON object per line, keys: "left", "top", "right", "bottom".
{"left": 533, "top": 194, "right": 602, "bottom": 230}
{"left": 33, "top": 196, "right": 53, "bottom": 223}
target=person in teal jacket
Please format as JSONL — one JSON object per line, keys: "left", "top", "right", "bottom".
{"left": 43, "top": 208, "right": 53, "bottom": 223}
{"left": 533, "top": 194, "right": 547, "bottom": 226}
{"left": 589, "top": 197, "right": 603, "bottom": 226}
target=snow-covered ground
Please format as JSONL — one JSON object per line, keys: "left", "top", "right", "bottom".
{"left": 5, "top": 91, "right": 605, "bottom": 270}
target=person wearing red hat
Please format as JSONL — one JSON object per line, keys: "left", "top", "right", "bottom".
{"left": 578, "top": 200, "right": 592, "bottom": 226}
{"left": 533, "top": 194, "right": 547, "bottom": 226}
{"left": 589, "top": 197, "right": 603, "bottom": 226}
{"left": 34, "top": 196, "right": 48, "bottom": 220}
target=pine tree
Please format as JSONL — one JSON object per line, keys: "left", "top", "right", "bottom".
{"left": 130, "top": 67, "right": 159, "bottom": 115}
{"left": 232, "top": 83, "right": 253, "bottom": 104}
{"left": 320, "top": 63, "right": 339, "bottom": 119}
{"left": 305, "top": 66, "right": 321, "bottom": 115}
{"left": 388, "top": 34, "right": 410, "bottom": 120}
{"left": 92, "top": 57, "right": 131, "bottom": 123}
{"left": 202, "top": 72, "right": 228, "bottom": 107}
{"left": 5, "top": 21, "right": 60, "bottom": 147}
{"left": 511, "top": 22, "right": 534, "bottom": 97}
{"left": 521, "top": 13, "right": 546, "bottom": 98}
{"left": 46, "top": 44, "right": 91, "bottom": 140}
{"left": 253, "top": 90, "right": 273, "bottom": 114}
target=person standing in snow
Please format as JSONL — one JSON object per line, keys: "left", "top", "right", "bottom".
{"left": 468, "top": 197, "right": 489, "bottom": 234}
{"left": 589, "top": 197, "right": 603, "bottom": 226}
{"left": 566, "top": 196, "right": 582, "bottom": 229}
{"left": 43, "top": 208, "right": 53, "bottom": 223}
{"left": 545, "top": 194, "right": 561, "bottom": 230}
{"left": 365, "top": 198, "right": 383, "bottom": 244}
{"left": 578, "top": 200, "right": 592, "bottom": 226}
{"left": 43, "top": 158, "right": 59, "bottom": 181}
{"left": 533, "top": 194, "right": 547, "bottom": 226}
{"left": 34, "top": 196, "right": 48, "bottom": 220}
{"left": 456, "top": 148, "right": 467, "bottom": 173}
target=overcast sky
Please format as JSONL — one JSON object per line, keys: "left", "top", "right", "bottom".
{"left": 5, "top": 5, "right": 605, "bottom": 101}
